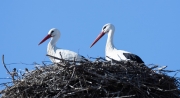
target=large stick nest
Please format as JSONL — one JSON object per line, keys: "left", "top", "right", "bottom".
{"left": 0, "top": 57, "right": 180, "bottom": 98}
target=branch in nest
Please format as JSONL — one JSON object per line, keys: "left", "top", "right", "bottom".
{"left": 2, "top": 55, "right": 15, "bottom": 83}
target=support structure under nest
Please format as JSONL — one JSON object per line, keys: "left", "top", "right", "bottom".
{"left": 0, "top": 55, "right": 180, "bottom": 98}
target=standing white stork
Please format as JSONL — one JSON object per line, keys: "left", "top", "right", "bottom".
{"left": 38, "top": 28, "right": 84, "bottom": 63}
{"left": 90, "top": 23, "right": 144, "bottom": 63}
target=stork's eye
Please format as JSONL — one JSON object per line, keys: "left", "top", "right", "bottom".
{"left": 50, "top": 30, "right": 54, "bottom": 34}
{"left": 103, "top": 26, "right": 107, "bottom": 30}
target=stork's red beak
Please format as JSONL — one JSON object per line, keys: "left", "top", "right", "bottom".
{"left": 90, "top": 32, "right": 105, "bottom": 48}
{"left": 38, "top": 34, "right": 51, "bottom": 45}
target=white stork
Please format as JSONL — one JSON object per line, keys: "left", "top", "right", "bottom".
{"left": 90, "top": 23, "right": 144, "bottom": 63}
{"left": 38, "top": 28, "right": 84, "bottom": 63}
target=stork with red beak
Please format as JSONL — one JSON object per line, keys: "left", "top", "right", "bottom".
{"left": 39, "top": 28, "right": 84, "bottom": 63}
{"left": 90, "top": 23, "right": 144, "bottom": 63}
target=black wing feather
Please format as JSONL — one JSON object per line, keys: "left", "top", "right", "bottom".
{"left": 123, "top": 53, "right": 144, "bottom": 63}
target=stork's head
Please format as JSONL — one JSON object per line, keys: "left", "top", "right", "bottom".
{"left": 38, "top": 28, "right": 60, "bottom": 45}
{"left": 101, "top": 23, "right": 115, "bottom": 34}
{"left": 90, "top": 23, "right": 115, "bottom": 48}
{"left": 48, "top": 28, "right": 60, "bottom": 37}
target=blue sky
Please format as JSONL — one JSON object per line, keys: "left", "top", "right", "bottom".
{"left": 0, "top": 1, "right": 180, "bottom": 90}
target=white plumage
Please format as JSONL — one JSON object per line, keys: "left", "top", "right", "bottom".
{"left": 90, "top": 23, "right": 144, "bottom": 63}
{"left": 39, "top": 28, "right": 83, "bottom": 63}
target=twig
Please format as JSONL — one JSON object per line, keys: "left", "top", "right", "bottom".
{"left": 46, "top": 54, "right": 84, "bottom": 63}
{"left": 2, "top": 55, "right": 11, "bottom": 75}
{"left": 59, "top": 52, "right": 63, "bottom": 60}
{"left": 2, "top": 55, "right": 15, "bottom": 83}
{"left": 46, "top": 54, "right": 61, "bottom": 60}
{"left": 120, "top": 95, "right": 136, "bottom": 98}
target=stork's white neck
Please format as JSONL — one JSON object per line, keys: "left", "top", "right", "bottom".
{"left": 50, "top": 35, "right": 60, "bottom": 46}
{"left": 47, "top": 36, "right": 59, "bottom": 62}
{"left": 106, "top": 29, "right": 115, "bottom": 51}
{"left": 48, "top": 35, "right": 60, "bottom": 52}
